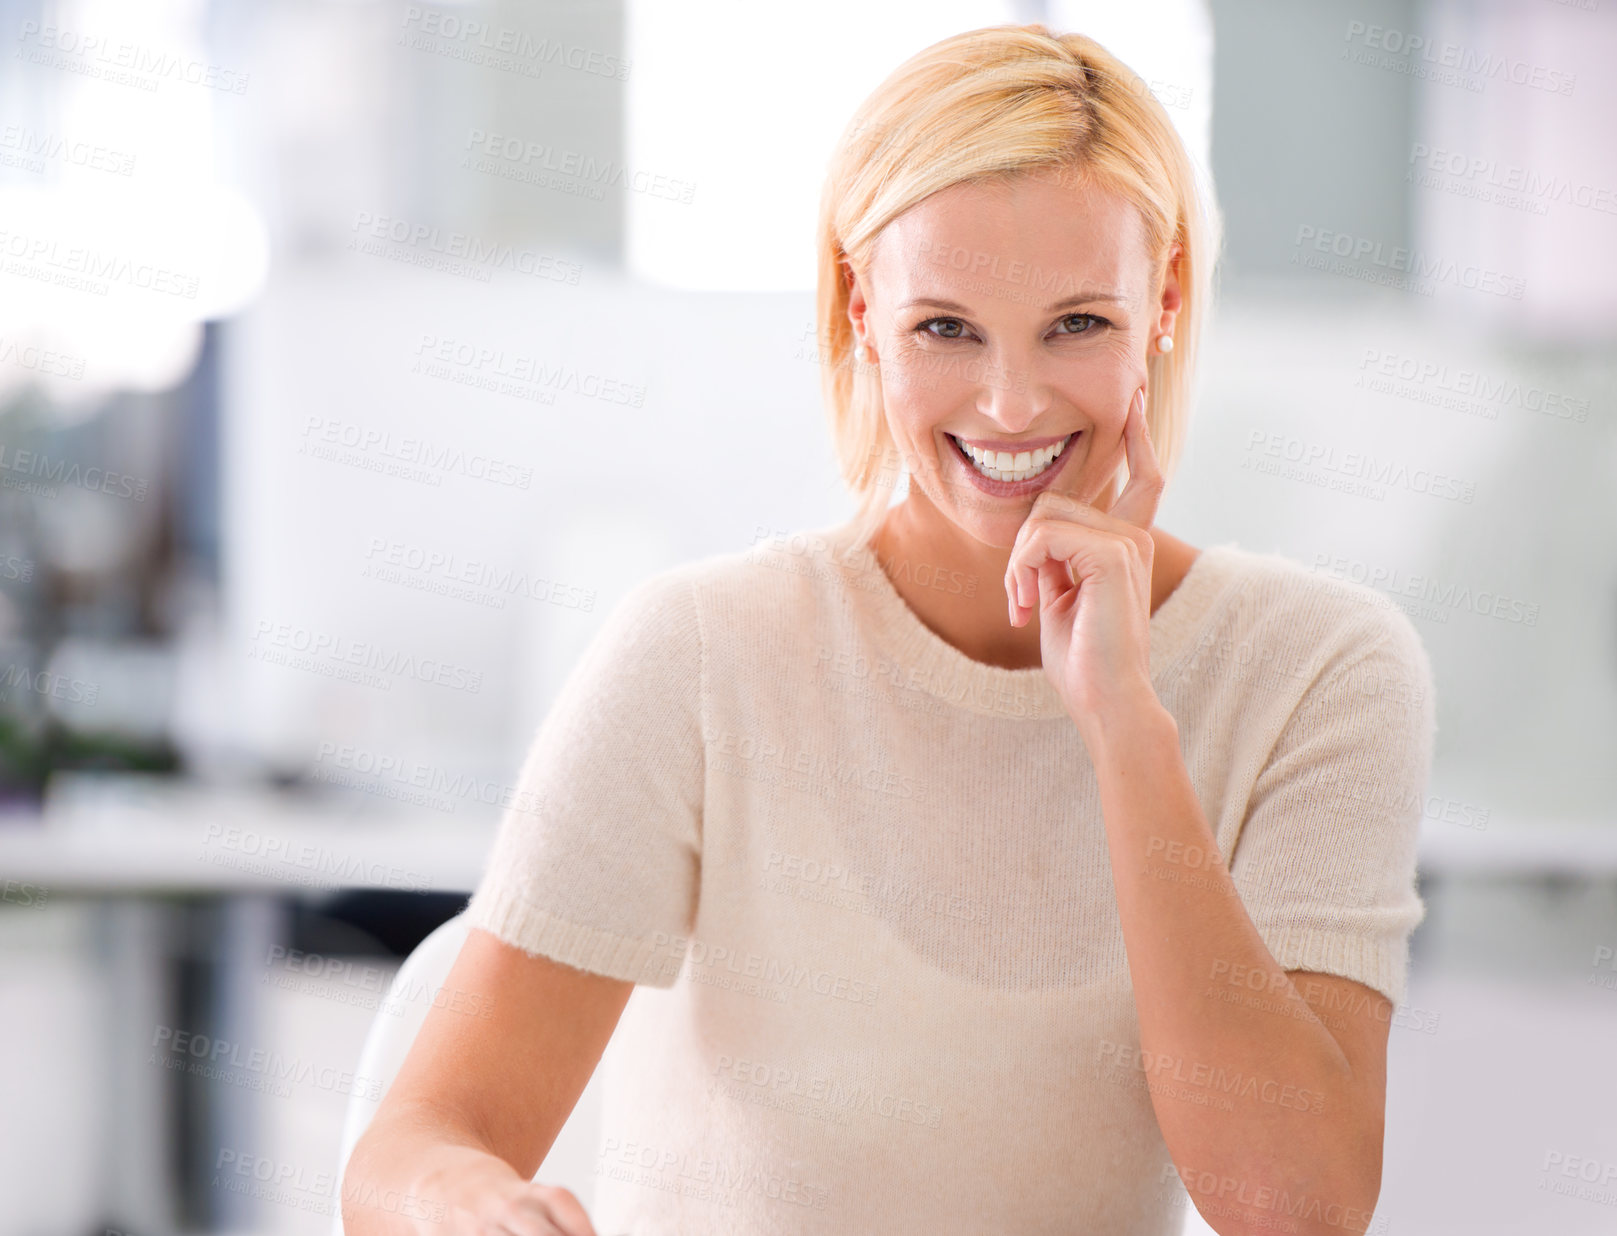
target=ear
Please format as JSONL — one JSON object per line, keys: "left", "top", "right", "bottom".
{"left": 1157, "top": 241, "right": 1185, "bottom": 338}
{"left": 844, "top": 257, "right": 869, "bottom": 338}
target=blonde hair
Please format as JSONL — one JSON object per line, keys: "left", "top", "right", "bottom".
{"left": 815, "top": 23, "right": 1222, "bottom": 548}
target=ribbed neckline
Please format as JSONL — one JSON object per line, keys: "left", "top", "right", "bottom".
{"left": 813, "top": 518, "right": 1242, "bottom": 721}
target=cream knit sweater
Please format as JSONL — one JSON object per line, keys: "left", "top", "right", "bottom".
{"left": 463, "top": 517, "right": 1436, "bottom": 1235}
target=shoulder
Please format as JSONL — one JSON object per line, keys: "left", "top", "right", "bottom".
{"left": 603, "top": 523, "right": 854, "bottom": 654}
{"left": 1199, "top": 545, "right": 1434, "bottom": 708}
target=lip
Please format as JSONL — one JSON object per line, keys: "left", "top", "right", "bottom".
{"left": 945, "top": 430, "right": 1081, "bottom": 497}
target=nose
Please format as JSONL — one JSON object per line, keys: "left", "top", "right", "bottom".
{"left": 972, "top": 346, "right": 1051, "bottom": 433}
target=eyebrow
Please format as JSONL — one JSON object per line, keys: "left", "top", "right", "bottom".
{"left": 897, "top": 293, "right": 1131, "bottom": 313}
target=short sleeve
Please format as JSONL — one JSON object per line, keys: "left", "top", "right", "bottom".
{"left": 462, "top": 570, "right": 705, "bottom": 987}
{"left": 1228, "top": 610, "right": 1436, "bottom": 1008}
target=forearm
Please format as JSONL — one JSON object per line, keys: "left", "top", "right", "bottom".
{"left": 342, "top": 1098, "right": 525, "bottom": 1236}
{"left": 1079, "top": 698, "right": 1379, "bottom": 1235}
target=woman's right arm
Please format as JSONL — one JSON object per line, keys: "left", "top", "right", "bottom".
{"left": 341, "top": 925, "right": 635, "bottom": 1236}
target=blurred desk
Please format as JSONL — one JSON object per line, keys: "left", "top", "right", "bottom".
{"left": 0, "top": 773, "right": 494, "bottom": 894}
{"left": 8, "top": 776, "right": 1612, "bottom": 890}
{"left": 0, "top": 774, "right": 496, "bottom": 1233}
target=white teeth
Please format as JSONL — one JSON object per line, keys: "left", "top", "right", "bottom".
{"left": 956, "top": 434, "right": 1072, "bottom": 482}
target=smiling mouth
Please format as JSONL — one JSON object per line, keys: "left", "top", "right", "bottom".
{"left": 947, "top": 433, "right": 1076, "bottom": 483}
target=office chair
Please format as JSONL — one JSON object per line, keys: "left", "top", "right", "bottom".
{"left": 330, "top": 911, "right": 605, "bottom": 1235}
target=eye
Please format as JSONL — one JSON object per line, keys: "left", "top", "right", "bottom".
{"left": 1054, "top": 313, "right": 1108, "bottom": 335}
{"left": 916, "top": 317, "right": 972, "bottom": 340}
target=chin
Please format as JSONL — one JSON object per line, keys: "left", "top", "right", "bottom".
{"left": 928, "top": 499, "right": 1031, "bottom": 551}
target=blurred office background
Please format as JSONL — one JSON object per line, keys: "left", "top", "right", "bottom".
{"left": 0, "top": 0, "right": 1614, "bottom": 1233}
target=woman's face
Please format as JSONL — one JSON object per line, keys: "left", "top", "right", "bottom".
{"left": 847, "top": 168, "right": 1181, "bottom": 549}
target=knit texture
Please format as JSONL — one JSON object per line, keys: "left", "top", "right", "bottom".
{"left": 463, "top": 517, "right": 1436, "bottom": 1234}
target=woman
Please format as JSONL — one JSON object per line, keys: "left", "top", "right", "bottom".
{"left": 344, "top": 24, "right": 1434, "bottom": 1236}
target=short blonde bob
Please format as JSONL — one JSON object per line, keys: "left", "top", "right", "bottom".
{"left": 815, "top": 23, "right": 1223, "bottom": 548}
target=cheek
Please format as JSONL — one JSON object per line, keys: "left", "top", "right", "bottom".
{"left": 881, "top": 366, "right": 958, "bottom": 430}
{"left": 884, "top": 351, "right": 967, "bottom": 405}
{"left": 1108, "top": 340, "right": 1151, "bottom": 407}
{"left": 1106, "top": 336, "right": 1150, "bottom": 386}
{"left": 1067, "top": 358, "right": 1145, "bottom": 433}
{"left": 877, "top": 389, "right": 947, "bottom": 474}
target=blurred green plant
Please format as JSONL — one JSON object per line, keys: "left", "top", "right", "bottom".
{"left": 0, "top": 709, "right": 182, "bottom": 812}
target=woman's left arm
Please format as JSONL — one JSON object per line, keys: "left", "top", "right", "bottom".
{"left": 1005, "top": 394, "right": 1395, "bottom": 1236}
{"left": 1083, "top": 701, "right": 1391, "bottom": 1236}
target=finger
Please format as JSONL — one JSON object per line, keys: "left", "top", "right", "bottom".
{"left": 1008, "top": 552, "right": 1067, "bottom": 625}
{"left": 525, "top": 1185, "right": 600, "bottom": 1236}
{"left": 1005, "top": 523, "right": 1031, "bottom": 618}
{"left": 491, "top": 1206, "right": 568, "bottom": 1236}
{"left": 1006, "top": 510, "right": 1075, "bottom": 624}
{"left": 1019, "top": 553, "right": 1043, "bottom": 612}
{"left": 1035, "top": 555, "right": 1074, "bottom": 618}
{"left": 1007, "top": 491, "right": 1073, "bottom": 612}
{"left": 1007, "top": 490, "right": 1142, "bottom": 621}
{"left": 1015, "top": 519, "right": 1140, "bottom": 581}
{"left": 1009, "top": 503, "right": 1071, "bottom": 617}
{"left": 1021, "top": 491, "right": 1153, "bottom": 559}
{"left": 1109, "top": 386, "right": 1166, "bottom": 529}
{"left": 1006, "top": 519, "right": 1142, "bottom": 622}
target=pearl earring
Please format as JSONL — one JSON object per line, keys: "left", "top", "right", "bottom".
{"left": 854, "top": 343, "right": 867, "bottom": 363}
{"left": 1156, "top": 334, "right": 1174, "bottom": 355}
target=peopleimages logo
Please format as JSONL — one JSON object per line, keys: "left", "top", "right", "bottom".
{"left": 1356, "top": 348, "right": 1589, "bottom": 423}
{"left": 313, "top": 740, "right": 550, "bottom": 816}
{"left": 0, "top": 441, "right": 148, "bottom": 499}
{"left": 412, "top": 334, "right": 647, "bottom": 408}
{"left": 0, "top": 124, "right": 137, "bottom": 176}
{"left": 348, "top": 210, "right": 583, "bottom": 285}
{"left": 462, "top": 130, "right": 694, "bottom": 203}
{"left": 1309, "top": 554, "right": 1539, "bottom": 627}
{"left": 704, "top": 724, "right": 928, "bottom": 804}
{"left": 1293, "top": 225, "right": 1525, "bottom": 299}
{"left": 247, "top": 617, "right": 485, "bottom": 695}
{"left": 1408, "top": 143, "right": 1617, "bottom": 217}
{"left": 1244, "top": 430, "right": 1477, "bottom": 504}
{"left": 198, "top": 821, "right": 433, "bottom": 892}
{"left": 15, "top": 20, "right": 251, "bottom": 94}
{"left": 398, "top": 6, "right": 630, "bottom": 81}
{"left": 1342, "top": 20, "right": 1576, "bottom": 96}
{"left": 1158, "top": 1163, "right": 1390, "bottom": 1234}
{"left": 0, "top": 226, "right": 200, "bottom": 299}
